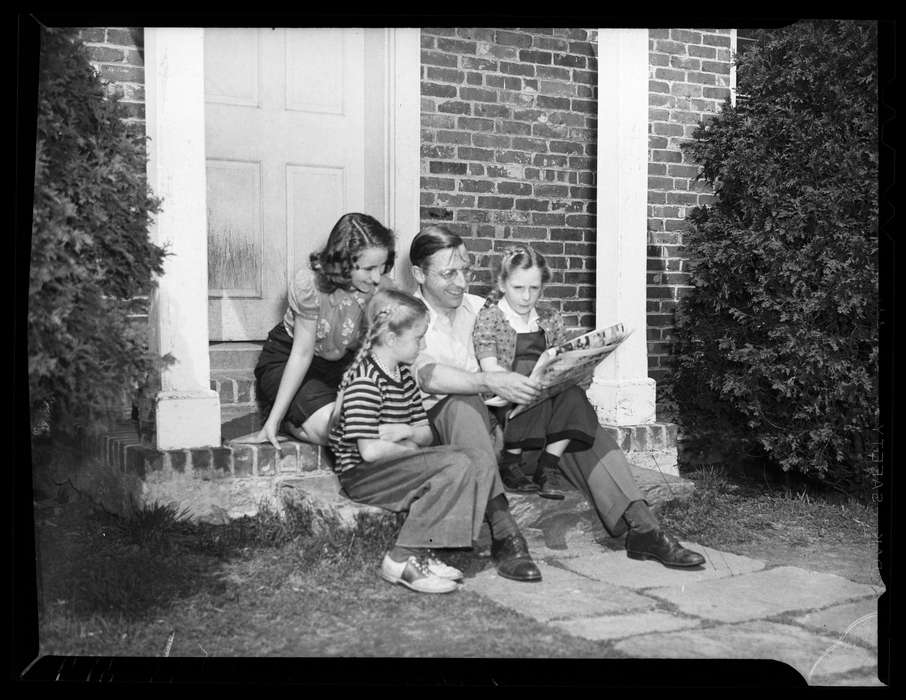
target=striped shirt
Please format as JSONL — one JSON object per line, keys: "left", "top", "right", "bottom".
{"left": 328, "top": 355, "right": 429, "bottom": 473}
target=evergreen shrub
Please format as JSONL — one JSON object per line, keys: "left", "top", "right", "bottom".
{"left": 673, "top": 20, "right": 879, "bottom": 495}
{"left": 30, "top": 27, "right": 167, "bottom": 439}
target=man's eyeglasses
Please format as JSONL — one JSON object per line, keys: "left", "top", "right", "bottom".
{"left": 431, "top": 267, "right": 475, "bottom": 283}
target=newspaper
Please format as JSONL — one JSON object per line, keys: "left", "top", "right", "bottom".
{"left": 492, "top": 322, "right": 631, "bottom": 420}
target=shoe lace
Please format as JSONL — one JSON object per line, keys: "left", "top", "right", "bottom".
{"left": 410, "top": 556, "right": 433, "bottom": 576}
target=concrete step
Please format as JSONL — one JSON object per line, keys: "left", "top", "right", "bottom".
{"left": 209, "top": 342, "right": 263, "bottom": 372}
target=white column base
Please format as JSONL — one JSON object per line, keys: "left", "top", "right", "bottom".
{"left": 155, "top": 391, "right": 222, "bottom": 450}
{"left": 586, "top": 377, "right": 657, "bottom": 426}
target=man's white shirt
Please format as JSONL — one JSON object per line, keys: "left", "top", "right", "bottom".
{"left": 411, "top": 290, "right": 484, "bottom": 412}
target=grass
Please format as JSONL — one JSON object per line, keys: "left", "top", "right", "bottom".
{"left": 32, "top": 461, "right": 881, "bottom": 658}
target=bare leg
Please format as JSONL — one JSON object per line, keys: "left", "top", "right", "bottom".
{"left": 283, "top": 403, "right": 334, "bottom": 445}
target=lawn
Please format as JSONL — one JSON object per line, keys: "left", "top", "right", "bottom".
{"left": 28, "top": 456, "right": 881, "bottom": 661}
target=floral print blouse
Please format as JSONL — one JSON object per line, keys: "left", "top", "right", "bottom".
{"left": 281, "top": 268, "right": 392, "bottom": 361}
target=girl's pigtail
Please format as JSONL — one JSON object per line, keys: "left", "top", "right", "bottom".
{"left": 327, "top": 307, "right": 391, "bottom": 433}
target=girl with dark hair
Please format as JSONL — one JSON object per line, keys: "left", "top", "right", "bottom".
{"left": 473, "top": 245, "right": 600, "bottom": 499}
{"left": 328, "top": 289, "right": 540, "bottom": 592}
{"left": 250, "top": 213, "right": 396, "bottom": 448}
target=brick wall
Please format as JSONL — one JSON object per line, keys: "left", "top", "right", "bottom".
{"left": 420, "top": 27, "right": 599, "bottom": 331}
{"left": 646, "top": 28, "right": 731, "bottom": 388}
{"left": 77, "top": 27, "right": 146, "bottom": 126}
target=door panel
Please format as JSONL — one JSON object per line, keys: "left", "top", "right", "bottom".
{"left": 205, "top": 28, "right": 372, "bottom": 340}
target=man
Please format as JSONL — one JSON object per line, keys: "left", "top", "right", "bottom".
{"left": 410, "top": 225, "right": 705, "bottom": 570}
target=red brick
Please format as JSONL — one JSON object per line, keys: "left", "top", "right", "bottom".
{"left": 688, "top": 44, "right": 717, "bottom": 59}
{"left": 568, "top": 41, "right": 595, "bottom": 57}
{"left": 422, "top": 50, "right": 459, "bottom": 67}
{"left": 457, "top": 116, "right": 494, "bottom": 131}
{"left": 515, "top": 198, "right": 550, "bottom": 211}
{"left": 472, "top": 133, "right": 512, "bottom": 149}
{"left": 456, "top": 28, "right": 496, "bottom": 42}
{"left": 454, "top": 209, "right": 491, "bottom": 223}
{"left": 510, "top": 136, "right": 548, "bottom": 152}
{"left": 670, "top": 29, "right": 703, "bottom": 44}
{"left": 496, "top": 30, "right": 533, "bottom": 47}
{"left": 459, "top": 179, "right": 496, "bottom": 193}
{"left": 437, "top": 38, "right": 477, "bottom": 54}
{"left": 478, "top": 196, "right": 515, "bottom": 209}
{"left": 499, "top": 150, "right": 533, "bottom": 164}
{"left": 535, "top": 183, "right": 570, "bottom": 197}
{"left": 654, "top": 40, "right": 687, "bottom": 55}
{"left": 426, "top": 67, "right": 465, "bottom": 83}
{"left": 500, "top": 120, "right": 532, "bottom": 135}
{"left": 474, "top": 103, "right": 512, "bottom": 118}
{"left": 88, "top": 46, "right": 126, "bottom": 62}
{"left": 519, "top": 49, "right": 552, "bottom": 64}
{"left": 670, "top": 55, "right": 701, "bottom": 71}
{"left": 460, "top": 86, "right": 498, "bottom": 102}
{"left": 498, "top": 181, "right": 533, "bottom": 195}
{"left": 649, "top": 80, "right": 670, "bottom": 94}
{"left": 437, "top": 101, "right": 472, "bottom": 116}
{"left": 687, "top": 72, "right": 717, "bottom": 85}
{"left": 423, "top": 82, "right": 458, "bottom": 98}
{"left": 429, "top": 161, "right": 467, "bottom": 175}
{"left": 500, "top": 61, "right": 535, "bottom": 77}
{"left": 553, "top": 53, "right": 585, "bottom": 69}
{"left": 106, "top": 28, "right": 141, "bottom": 46}
{"left": 702, "top": 34, "right": 732, "bottom": 48}
{"left": 423, "top": 114, "right": 457, "bottom": 128}
{"left": 98, "top": 64, "right": 144, "bottom": 82}
{"left": 422, "top": 144, "right": 456, "bottom": 159}
{"left": 655, "top": 67, "right": 686, "bottom": 82}
{"left": 462, "top": 56, "right": 498, "bottom": 71}
{"left": 466, "top": 72, "right": 483, "bottom": 86}
{"left": 435, "top": 130, "right": 471, "bottom": 145}
{"left": 534, "top": 36, "right": 569, "bottom": 52}
{"left": 700, "top": 60, "right": 731, "bottom": 75}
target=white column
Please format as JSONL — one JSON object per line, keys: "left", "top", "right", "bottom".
{"left": 145, "top": 28, "right": 221, "bottom": 449}
{"left": 586, "top": 28, "right": 656, "bottom": 426}
{"left": 386, "top": 28, "right": 421, "bottom": 291}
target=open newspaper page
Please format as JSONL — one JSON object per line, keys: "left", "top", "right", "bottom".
{"left": 505, "top": 323, "right": 631, "bottom": 419}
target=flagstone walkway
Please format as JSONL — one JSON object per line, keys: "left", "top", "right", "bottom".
{"left": 466, "top": 520, "right": 885, "bottom": 686}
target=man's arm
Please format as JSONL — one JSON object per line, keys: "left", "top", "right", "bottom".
{"left": 418, "top": 362, "right": 540, "bottom": 406}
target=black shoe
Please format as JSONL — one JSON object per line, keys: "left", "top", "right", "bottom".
{"left": 535, "top": 466, "right": 567, "bottom": 500}
{"left": 491, "top": 533, "right": 542, "bottom": 582}
{"left": 625, "top": 529, "right": 706, "bottom": 568}
{"left": 499, "top": 458, "right": 539, "bottom": 493}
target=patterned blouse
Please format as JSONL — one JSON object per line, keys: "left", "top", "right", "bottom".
{"left": 281, "top": 268, "right": 393, "bottom": 361}
{"left": 472, "top": 297, "right": 566, "bottom": 372}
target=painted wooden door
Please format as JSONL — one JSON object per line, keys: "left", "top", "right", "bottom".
{"left": 204, "top": 28, "right": 384, "bottom": 341}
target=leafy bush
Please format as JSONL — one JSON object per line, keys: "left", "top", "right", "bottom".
{"left": 673, "top": 20, "right": 879, "bottom": 496}
{"left": 30, "top": 27, "right": 167, "bottom": 438}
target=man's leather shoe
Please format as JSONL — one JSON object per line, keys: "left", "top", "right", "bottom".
{"left": 499, "top": 459, "right": 539, "bottom": 493}
{"left": 535, "top": 467, "right": 567, "bottom": 500}
{"left": 491, "top": 533, "right": 542, "bottom": 582}
{"left": 625, "top": 529, "right": 706, "bottom": 568}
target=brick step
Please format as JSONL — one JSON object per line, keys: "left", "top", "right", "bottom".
{"left": 209, "top": 342, "right": 263, "bottom": 372}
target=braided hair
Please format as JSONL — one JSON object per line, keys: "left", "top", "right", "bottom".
{"left": 487, "top": 244, "right": 552, "bottom": 304}
{"left": 310, "top": 213, "right": 396, "bottom": 293}
{"left": 328, "top": 289, "right": 429, "bottom": 431}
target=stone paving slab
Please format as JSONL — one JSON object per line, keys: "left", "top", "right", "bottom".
{"left": 644, "top": 566, "right": 881, "bottom": 623}
{"left": 552, "top": 610, "right": 702, "bottom": 641}
{"left": 559, "top": 543, "right": 765, "bottom": 589}
{"left": 613, "top": 620, "right": 877, "bottom": 684}
{"left": 465, "top": 561, "right": 659, "bottom": 623}
{"left": 794, "top": 598, "right": 880, "bottom": 648}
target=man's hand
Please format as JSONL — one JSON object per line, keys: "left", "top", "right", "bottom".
{"left": 483, "top": 370, "right": 541, "bottom": 406}
{"left": 379, "top": 423, "right": 414, "bottom": 443}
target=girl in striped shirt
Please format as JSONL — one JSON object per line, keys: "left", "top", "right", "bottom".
{"left": 328, "top": 289, "right": 519, "bottom": 594}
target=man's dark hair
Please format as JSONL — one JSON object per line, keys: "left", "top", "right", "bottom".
{"left": 409, "top": 225, "right": 464, "bottom": 269}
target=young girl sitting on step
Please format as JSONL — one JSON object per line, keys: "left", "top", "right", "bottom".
{"left": 328, "top": 288, "right": 540, "bottom": 593}
{"left": 472, "top": 245, "right": 600, "bottom": 500}
{"left": 251, "top": 213, "right": 396, "bottom": 450}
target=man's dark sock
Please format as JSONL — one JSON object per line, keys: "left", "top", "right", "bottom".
{"left": 622, "top": 500, "right": 659, "bottom": 534}
{"left": 484, "top": 493, "right": 519, "bottom": 540}
{"left": 499, "top": 450, "right": 522, "bottom": 466}
{"left": 538, "top": 450, "right": 561, "bottom": 472}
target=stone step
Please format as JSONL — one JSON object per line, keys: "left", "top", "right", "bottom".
{"left": 209, "top": 342, "right": 263, "bottom": 372}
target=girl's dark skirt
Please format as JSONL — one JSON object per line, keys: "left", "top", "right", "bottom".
{"left": 502, "top": 384, "right": 599, "bottom": 452}
{"left": 500, "top": 329, "right": 598, "bottom": 452}
{"left": 254, "top": 323, "right": 354, "bottom": 427}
